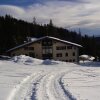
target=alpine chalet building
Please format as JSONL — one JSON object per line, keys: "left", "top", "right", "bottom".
{"left": 7, "top": 36, "right": 82, "bottom": 62}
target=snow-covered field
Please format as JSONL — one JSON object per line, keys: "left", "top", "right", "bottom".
{"left": 0, "top": 55, "right": 100, "bottom": 100}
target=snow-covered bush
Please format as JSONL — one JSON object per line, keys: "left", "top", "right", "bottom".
{"left": 79, "top": 55, "right": 95, "bottom": 62}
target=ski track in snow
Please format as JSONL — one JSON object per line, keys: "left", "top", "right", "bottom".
{"left": 59, "top": 71, "right": 76, "bottom": 100}
{"left": 7, "top": 68, "right": 76, "bottom": 100}
{"left": 7, "top": 70, "right": 45, "bottom": 100}
{"left": 31, "top": 70, "right": 76, "bottom": 100}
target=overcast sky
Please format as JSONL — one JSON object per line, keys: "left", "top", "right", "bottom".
{"left": 0, "top": 0, "right": 100, "bottom": 36}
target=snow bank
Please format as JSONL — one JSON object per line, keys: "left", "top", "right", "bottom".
{"left": 0, "top": 56, "right": 100, "bottom": 100}
{"left": 11, "top": 55, "right": 66, "bottom": 65}
{"left": 42, "top": 59, "right": 66, "bottom": 65}
{"left": 11, "top": 55, "right": 43, "bottom": 65}
{"left": 80, "top": 61, "right": 100, "bottom": 67}
{"left": 89, "top": 56, "right": 95, "bottom": 61}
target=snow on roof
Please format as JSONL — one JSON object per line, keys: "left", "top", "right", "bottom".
{"left": 47, "top": 36, "right": 82, "bottom": 47}
{"left": 26, "top": 37, "right": 37, "bottom": 42}
{"left": 7, "top": 36, "right": 82, "bottom": 52}
{"left": 79, "top": 55, "right": 89, "bottom": 58}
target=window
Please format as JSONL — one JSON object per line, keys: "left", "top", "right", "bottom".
{"left": 37, "top": 42, "right": 40, "bottom": 44}
{"left": 66, "top": 60, "right": 68, "bottom": 62}
{"left": 74, "top": 46, "right": 76, "bottom": 49}
{"left": 73, "top": 59, "right": 75, "bottom": 62}
{"left": 24, "top": 47, "right": 28, "bottom": 50}
{"left": 69, "top": 59, "right": 72, "bottom": 62}
{"left": 67, "top": 46, "right": 72, "bottom": 49}
{"left": 29, "top": 47, "right": 34, "bottom": 50}
{"left": 36, "top": 54, "right": 38, "bottom": 57}
{"left": 73, "top": 52, "right": 75, "bottom": 56}
{"left": 48, "top": 42, "right": 52, "bottom": 45}
{"left": 43, "top": 42, "right": 46, "bottom": 45}
{"left": 12, "top": 54, "right": 15, "bottom": 56}
{"left": 65, "top": 53, "right": 68, "bottom": 56}
{"left": 56, "top": 46, "right": 66, "bottom": 50}
{"left": 42, "top": 46, "right": 52, "bottom": 49}
{"left": 56, "top": 53, "right": 62, "bottom": 57}
{"left": 43, "top": 49, "right": 52, "bottom": 54}
{"left": 42, "top": 46, "right": 52, "bottom": 54}
{"left": 25, "top": 54, "right": 28, "bottom": 56}
{"left": 42, "top": 39, "right": 52, "bottom": 46}
{"left": 24, "top": 47, "right": 34, "bottom": 50}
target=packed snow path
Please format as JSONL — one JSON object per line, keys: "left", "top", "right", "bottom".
{"left": 34, "top": 70, "right": 76, "bottom": 100}
{"left": 0, "top": 56, "right": 100, "bottom": 100}
{"left": 7, "top": 68, "right": 76, "bottom": 100}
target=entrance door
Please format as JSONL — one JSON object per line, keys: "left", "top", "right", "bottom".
{"left": 42, "top": 54, "right": 52, "bottom": 60}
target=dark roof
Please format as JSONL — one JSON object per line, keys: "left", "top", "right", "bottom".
{"left": 7, "top": 36, "right": 82, "bottom": 52}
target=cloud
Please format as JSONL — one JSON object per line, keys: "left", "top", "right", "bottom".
{"left": 0, "top": 0, "right": 100, "bottom": 35}
{"left": 0, "top": 5, "right": 25, "bottom": 17}
{"left": 34, "top": 0, "right": 88, "bottom": 3}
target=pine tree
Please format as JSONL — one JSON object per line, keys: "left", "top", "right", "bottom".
{"left": 33, "top": 17, "right": 37, "bottom": 25}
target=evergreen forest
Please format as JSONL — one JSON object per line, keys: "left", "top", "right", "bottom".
{"left": 0, "top": 15, "right": 100, "bottom": 59}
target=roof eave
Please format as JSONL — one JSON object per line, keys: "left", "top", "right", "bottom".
{"left": 7, "top": 36, "right": 83, "bottom": 52}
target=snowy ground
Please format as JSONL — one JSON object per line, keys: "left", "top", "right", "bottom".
{"left": 0, "top": 55, "right": 100, "bottom": 100}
